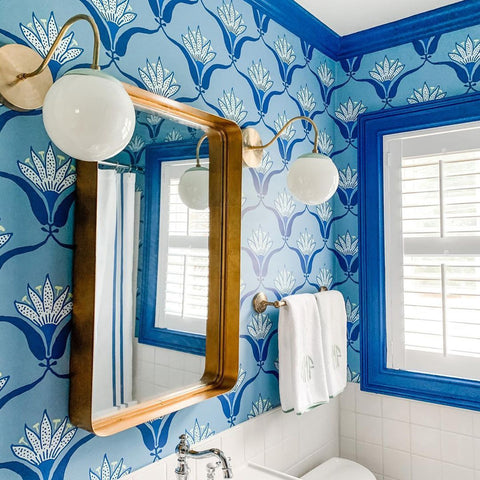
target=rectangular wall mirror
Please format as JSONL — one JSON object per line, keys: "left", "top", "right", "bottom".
{"left": 70, "top": 84, "right": 242, "bottom": 436}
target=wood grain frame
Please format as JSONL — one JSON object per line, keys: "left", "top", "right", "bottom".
{"left": 69, "top": 83, "right": 242, "bottom": 436}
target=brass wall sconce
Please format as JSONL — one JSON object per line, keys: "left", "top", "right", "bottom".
{"left": 0, "top": 14, "right": 135, "bottom": 162}
{"left": 242, "top": 116, "right": 339, "bottom": 205}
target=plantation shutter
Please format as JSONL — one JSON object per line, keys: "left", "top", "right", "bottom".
{"left": 156, "top": 161, "right": 209, "bottom": 335}
{"left": 384, "top": 122, "right": 480, "bottom": 381}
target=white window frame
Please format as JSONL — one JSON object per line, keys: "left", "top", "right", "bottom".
{"left": 384, "top": 121, "right": 480, "bottom": 381}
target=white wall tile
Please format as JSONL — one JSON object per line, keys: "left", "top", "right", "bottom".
{"left": 356, "top": 441, "right": 383, "bottom": 475}
{"left": 441, "top": 431, "right": 474, "bottom": 468}
{"left": 410, "top": 400, "right": 441, "bottom": 429}
{"left": 442, "top": 462, "right": 474, "bottom": 480}
{"left": 339, "top": 383, "right": 480, "bottom": 480}
{"left": 265, "top": 442, "right": 289, "bottom": 471}
{"left": 127, "top": 399, "right": 340, "bottom": 480}
{"left": 340, "top": 436, "right": 356, "bottom": 461}
{"left": 382, "top": 419, "right": 410, "bottom": 452}
{"left": 410, "top": 424, "right": 442, "bottom": 460}
{"left": 280, "top": 408, "right": 299, "bottom": 440}
{"left": 382, "top": 396, "right": 410, "bottom": 423}
{"left": 441, "top": 406, "right": 474, "bottom": 436}
{"left": 164, "top": 454, "right": 178, "bottom": 480}
{"left": 281, "top": 434, "right": 300, "bottom": 471}
{"left": 340, "top": 382, "right": 356, "bottom": 411}
{"left": 263, "top": 409, "right": 283, "bottom": 448}
{"left": 475, "top": 438, "right": 480, "bottom": 470}
{"left": 340, "top": 410, "right": 356, "bottom": 439}
{"left": 243, "top": 414, "right": 265, "bottom": 461}
{"left": 473, "top": 413, "right": 480, "bottom": 437}
{"left": 299, "top": 401, "right": 338, "bottom": 456}
{"left": 356, "top": 389, "right": 383, "bottom": 417}
{"left": 383, "top": 447, "right": 411, "bottom": 480}
{"left": 356, "top": 414, "right": 382, "bottom": 445}
{"left": 411, "top": 455, "right": 442, "bottom": 480}
{"left": 221, "top": 423, "right": 245, "bottom": 470}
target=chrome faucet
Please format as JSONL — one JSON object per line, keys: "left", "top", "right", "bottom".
{"left": 175, "top": 434, "right": 233, "bottom": 479}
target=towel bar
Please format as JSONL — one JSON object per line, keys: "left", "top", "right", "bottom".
{"left": 252, "top": 287, "right": 328, "bottom": 313}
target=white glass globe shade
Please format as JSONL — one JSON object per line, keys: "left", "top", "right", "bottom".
{"left": 42, "top": 69, "right": 135, "bottom": 162}
{"left": 178, "top": 166, "right": 209, "bottom": 210}
{"left": 287, "top": 152, "right": 339, "bottom": 205}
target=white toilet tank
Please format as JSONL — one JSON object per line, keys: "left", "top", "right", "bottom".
{"left": 301, "top": 457, "right": 376, "bottom": 480}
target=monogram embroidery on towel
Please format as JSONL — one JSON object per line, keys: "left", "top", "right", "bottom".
{"left": 333, "top": 345, "right": 342, "bottom": 368}
{"left": 301, "top": 355, "right": 314, "bottom": 382}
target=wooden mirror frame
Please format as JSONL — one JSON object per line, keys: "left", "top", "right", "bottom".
{"left": 69, "top": 83, "right": 242, "bottom": 436}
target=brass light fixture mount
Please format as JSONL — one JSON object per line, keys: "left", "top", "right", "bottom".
{"left": 195, "top": 133, "right": 209, "bottom": 167}
{"left": 242, "top": 115, "right": 320, "bottom": 167}
{"left": 0, "top": 14, "right": 100, "bottom": 112}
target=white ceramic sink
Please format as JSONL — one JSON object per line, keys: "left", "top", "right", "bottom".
{"left": 234, "top": 463, "right": 299, "bottom": 480}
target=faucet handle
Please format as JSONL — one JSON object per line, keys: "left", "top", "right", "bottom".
{"left": 176, "top": 434, "right": 190, "bottom": 455}
{"left": 206, "top": 462, "right": 221, "bottom": 480}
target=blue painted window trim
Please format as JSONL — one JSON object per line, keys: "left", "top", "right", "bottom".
{"left": 245, "top": 0, "right": 480, "bottom": 61}
{"left": 138, "top": 140, "right": 209, "bottom": 356}
{"left": 358, "top": 91, "right": 480, "bottom": 411}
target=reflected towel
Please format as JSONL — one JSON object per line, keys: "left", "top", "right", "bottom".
{"left": 93, "top": 169, "right": 137, "bottom": 416}
{"left": 279, "top": 293, "right": 330, "bottom": 414}
{"left": 314, "top": 290, "right": 347, "bottom": 398}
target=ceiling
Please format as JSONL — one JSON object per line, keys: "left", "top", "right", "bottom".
{"left": 292, "top": 0, "right": 463, "bottom": 36}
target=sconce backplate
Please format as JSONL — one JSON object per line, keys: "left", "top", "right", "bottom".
{"left": 242, "top": 127, "right": 263, "bottom": 168}
{"left": 0, "top": 44, "right": 53, "bottom": 112}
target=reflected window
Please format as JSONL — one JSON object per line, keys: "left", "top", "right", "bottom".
{"left": 138, "top": 141, "right": 209, "bottom": 356}
{"left": 156, "top": 160, "right": 209, "bottom": 336}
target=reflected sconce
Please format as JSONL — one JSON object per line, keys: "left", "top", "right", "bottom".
{"left": 242, "top": 116, "right": 339, "bottom": 205}
{"left": 178, "top": 134, "right": 209, "bottom": 210}
{"left": 0, "top": 14, "right": 135, "bottom": 162}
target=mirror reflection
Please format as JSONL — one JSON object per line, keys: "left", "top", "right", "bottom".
{"left": 91, "top": 105, "right": 210, "bottom": 419}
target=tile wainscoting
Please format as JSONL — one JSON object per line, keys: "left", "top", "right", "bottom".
{"left": 125, "top": 398, "right": 339, "bottom": 480}
{"left": 340, "top": 383, "right": 480, "bottom": 480}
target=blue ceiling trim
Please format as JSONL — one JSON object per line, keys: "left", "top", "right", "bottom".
{"left": 339, "top": 1, "right": 480, "bottom": 59}
{"left": 244, "top": 0, "right": 480, "bottom": 61}
{"left": 242, "top": 0, "right": 341, "bottom": 60}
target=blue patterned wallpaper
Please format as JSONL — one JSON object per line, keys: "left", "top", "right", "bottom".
{"left": 332, "top": 28, "right": 480, "bottom": 380}
{"left": 0, "top": 0, "right": 479, "bottom": 478}
{"left": 0, "top": 1, "right": 335, "bottom": 478}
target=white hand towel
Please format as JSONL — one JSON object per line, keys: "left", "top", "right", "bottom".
{"left": 93, "top": 169, "right": 117, "bottom": 416}
{"left": 93, "top": 170, "right": 137, "bottom": 417}
{"left": 279, "top": 293, "right": 330, "bottom": 414}
{"left": 314, "top": 290, "right": 347, "bottom": 398}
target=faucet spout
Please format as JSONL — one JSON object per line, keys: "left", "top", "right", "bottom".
{"left": 187, "top": 447, "right": 233, "bottom": 478}
{"left": 175, "top": 435, "right": 233, "bottom": 479}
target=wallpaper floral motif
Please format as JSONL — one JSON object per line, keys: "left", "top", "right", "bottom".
{"left": 0, "top": 0, "right": 479, "bottom": 477}
{"left": 0, "top": 1, "right": 334, "bottom": 478}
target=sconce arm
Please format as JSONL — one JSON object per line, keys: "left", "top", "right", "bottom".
{"left": 196, "top": 134, "right": 208, "bottom": 168}
{"left": 19, "top": 14, "right": 100, "bottom": 80}
{"left": 247, "top": 115, "right": 319, "bottom": 153}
